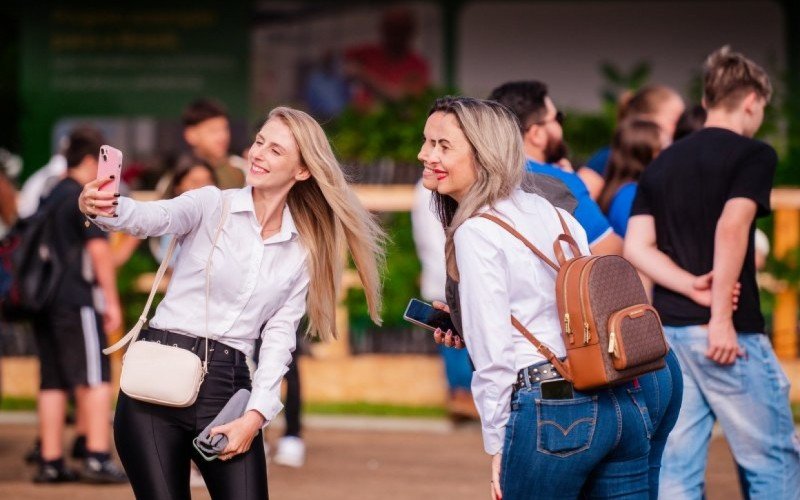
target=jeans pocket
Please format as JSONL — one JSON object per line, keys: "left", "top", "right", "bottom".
{"left": 690, "top": 348, "right": 746, "bottom": 395}
{"left": 627, "top": 386, "right": 654, "bottom": 439}
{"left": 536, "top": 396, "right": 597, "bottom": 457}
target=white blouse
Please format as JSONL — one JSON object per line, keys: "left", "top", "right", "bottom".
{"left": 453, "top": 189, "right": 590, "bottom": 455}
{"left": 93, "top": 185, "right": 309, "bottom": 423}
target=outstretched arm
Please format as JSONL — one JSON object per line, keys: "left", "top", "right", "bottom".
{"left": 80, "top": 177, "right": 212, "bottom": 238}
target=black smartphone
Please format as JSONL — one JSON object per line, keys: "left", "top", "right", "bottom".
{"left": 540, "top": 379, "right": 574, "bottom": 400}
{"left": 403, "top": 298, "right": 456, "bottom": 333}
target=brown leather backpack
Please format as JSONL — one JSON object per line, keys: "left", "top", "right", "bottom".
{"left": 479, "top": 210, "right": 667, "bottom": 391}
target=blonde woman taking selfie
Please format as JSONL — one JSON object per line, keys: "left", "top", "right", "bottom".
{"left": 80, "top": 107, "right": 384, "bottom": 500}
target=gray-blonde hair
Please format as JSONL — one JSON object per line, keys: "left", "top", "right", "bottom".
{"left": 429, "top": 96, "right": 529, "bottom": 280}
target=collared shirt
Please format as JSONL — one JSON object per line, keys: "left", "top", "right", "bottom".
{"left": 453, "top": 189, "right": 590, "bottom": 455}
{"left": 411, "top": 181, "right": 446, "bottom": 302}
{"left": 525, "top": 159, "right": 612, "bottom": 245}
{"left": 93, "top": 185, "right": 309, "bottom": 423}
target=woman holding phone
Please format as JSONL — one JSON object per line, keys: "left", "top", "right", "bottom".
{"left": 419, "top": 96, "right": 652, "bottom": 499}
{"left": 79, "top": 107, "right": 385, "bottom": 499}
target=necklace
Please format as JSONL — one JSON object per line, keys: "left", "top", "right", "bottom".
{"left": 257, "top": 212, "right": 281, "bottom": 233}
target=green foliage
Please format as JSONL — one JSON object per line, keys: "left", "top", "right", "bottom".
{"left": 326, "top": 88, "right": 453, "bottom": 165}
{"left": 562, "top": 108, "right": 616, "bottom": 165}
{"left": 347, "top": 212, "right": 421, "bottom": 331}
{"left": 765, "top": 247, "right": 800, "bottom": 288}
{"left": 116, "top": 245, "right": 160, "bottom": 329}
{"left": 303, "top": 401, "right": 446, "bottom": 418}
{"left": 599, "top": 60, "right": 652, "bottom": 106}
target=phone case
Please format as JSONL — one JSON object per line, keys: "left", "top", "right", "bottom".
{"left": 97, "top": 145, "right": 122, "bottom": 194}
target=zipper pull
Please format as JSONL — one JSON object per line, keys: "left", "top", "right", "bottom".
{"left": 564, "top": 313, "right": 573, "bottom": 344}
{"left": 608, "top": 330, "right": 619, "bottom": 357}
{"left": 583, "top": 322, "right": 590, "bottom": 344}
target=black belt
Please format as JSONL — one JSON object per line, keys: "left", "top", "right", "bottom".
{"left": 513, "top": 359, "right": 565, "bottom": 391}
{"left": 138, "top": 328, "right": 248, "bottom": 367}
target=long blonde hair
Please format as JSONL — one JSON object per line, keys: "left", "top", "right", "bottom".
{"left": 429, "top": 97, "right": 527, "bottom": 280}
{"left": 268, "top": 107, "right": 385, "bottom": 341}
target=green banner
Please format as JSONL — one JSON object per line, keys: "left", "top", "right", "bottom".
{"left": 20, "top": 1, "right": 249, "bottom": 175}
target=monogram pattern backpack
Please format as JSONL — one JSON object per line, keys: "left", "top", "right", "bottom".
{"left": 479, "top": 208, "right": 668, "bottom": 390}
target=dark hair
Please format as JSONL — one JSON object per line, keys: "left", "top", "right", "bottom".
{"left": 164, "top": 156, "right": 217, "bottom": 198}
{"left": 64, "top": 125, "right": 105, "bottom": 169}
{"left": 618, "top": 84, "right": 681, "bottom": 121}
{"left": 181, "top": 98, "right": 229, "bottom": 128}
{"left": 703, "top": 46, "right": 772, "bottom": 110}
{"left": 598, "top": 119, "right": 661, "bottom": 213}
{"left": 673, "top": 105, "right": 707, "bottom": 141}
{"left": 487, "top": 81, "right": 549, "bottom": 132}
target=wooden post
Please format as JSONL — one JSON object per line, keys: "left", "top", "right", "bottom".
{"left": 772, "top": 189, "right": 800, "bottom": 359}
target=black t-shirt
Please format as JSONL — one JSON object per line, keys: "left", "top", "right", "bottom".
{"left": 40, "top": 177, "right": 107, "bottom": 308}
{"left": 631, "top": 127, "right": 776, "bottom": 333}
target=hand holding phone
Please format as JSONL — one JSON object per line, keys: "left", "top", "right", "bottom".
{"left": 403, "top": 298, "right": 456, "bottom": 333}
{"left": 95, "top": 145, "right": 122, "bottom": 215}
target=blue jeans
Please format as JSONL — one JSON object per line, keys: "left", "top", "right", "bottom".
{"left": 501, "top": 381, "right": 652, "bottom": 499}
{"left": 637, "top": 349, "right": 683, "bottom": 499}
{"left": 660, "top": 326, "right": 800, "bottom": 499}
{"left": 438, "top": 344, "right": 473, "bottom": 391}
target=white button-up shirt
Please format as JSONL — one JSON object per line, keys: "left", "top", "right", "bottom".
{"left": 94, "top": 185, "right": 309, "bottom": 423}
{"left": 453, "top": 189, "right": 590, "bottom": 455}
{"left": 411, "top": 180, "right": 447, "bottom": 302}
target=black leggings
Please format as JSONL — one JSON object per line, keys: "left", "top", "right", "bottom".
{"left": 114, "top": 359, "right": 268, "bottom": 500}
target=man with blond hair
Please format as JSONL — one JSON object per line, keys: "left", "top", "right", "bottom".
{"left": 625, "top": 46, "right": 800, "bottom": 498}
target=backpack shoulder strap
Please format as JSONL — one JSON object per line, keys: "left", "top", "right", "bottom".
{"left": 510, "top": 315, "right": 573, "bottom": 382}
{"left": 478, "top": 214, "right": 559, "bottom": 271}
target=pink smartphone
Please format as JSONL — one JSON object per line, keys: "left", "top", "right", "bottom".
{"left": 96, "top": 145, "right": 122, "bottom": 215}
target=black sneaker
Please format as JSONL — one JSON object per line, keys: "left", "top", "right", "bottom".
{"left": 81, "top": 457, "right": 128, "bottom": 484}
{"left": 24, "top": 439, "right": 41, "bottom": 465}
{"left": 33, "top": 462, "right": 79, "bottom": 483}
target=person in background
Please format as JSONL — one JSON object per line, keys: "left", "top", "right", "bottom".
{"left": 30, "top": 126, "right": 126, "bottom": 484}
{"left": 411, "top": 180, "right": 477, "bottom": 420}
{"left": 673, "top": 104, "right": 708, "bottom": 142}
{"left": 0, "top": 155, "right": 18, "bottom": 238}
{"left": 597, "top": 119, "right": 662, "bottom": 237}
{"left": 584, "top": 85, "right": 685, "bottom": 189}
{"left": 344, "top": 7, "right": 430, "bottom": 110}
{"left": 625, "top": 46, "right": 800, "bottom": 498}
{"left": 489, "top": 80, "right": 624, "bottom": 256}
{"left": 181, "top": 98, "right": 246, "bottom": 190}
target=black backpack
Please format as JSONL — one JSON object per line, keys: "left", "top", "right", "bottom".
{"left": 0, "top": 200, "right": 68, "bottom": 320}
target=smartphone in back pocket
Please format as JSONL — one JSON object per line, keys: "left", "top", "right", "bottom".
{"left": 403, "top": 298, "right": 456, "bottom": 333}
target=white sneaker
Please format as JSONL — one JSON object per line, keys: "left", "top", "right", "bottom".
{"left": 273, "top": 436, "right": 305, "bottom": 468}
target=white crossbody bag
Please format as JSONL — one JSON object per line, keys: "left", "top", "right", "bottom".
{"left": 103, "top": 198, "right": 230, "bottom": 407}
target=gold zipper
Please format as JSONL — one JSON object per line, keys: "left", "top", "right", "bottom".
{"left": 561, "top": 260, "right": 578, "bottom": 344}
{"left": 577, "top": 258, "right": 594, "bottom": 344}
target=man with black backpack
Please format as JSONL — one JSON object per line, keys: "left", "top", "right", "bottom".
{"left": 29, "top": 126, "right": 126, "bottom": 484}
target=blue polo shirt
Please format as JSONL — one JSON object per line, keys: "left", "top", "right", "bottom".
{"left": 525, "top": 159, "right": 613, "bottom": 245}
{"left": 607, "top": 182, "right": 637, "bottom": 237}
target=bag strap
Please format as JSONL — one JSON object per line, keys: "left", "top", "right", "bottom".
{"left": 104, "top": 196, "right": 230, "bottom": 355}
{"left": 477, "top": 209, "right": 578, "bottom": 381}
{"left": 202, "top": 198, "right": 231, "bottom": 373}
{"left": 478, "top": 214, "right": 560, "bottom": 271}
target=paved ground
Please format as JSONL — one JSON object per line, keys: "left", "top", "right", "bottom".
{"left": 0, "top": 416, "right": 743, "bottom": 500}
